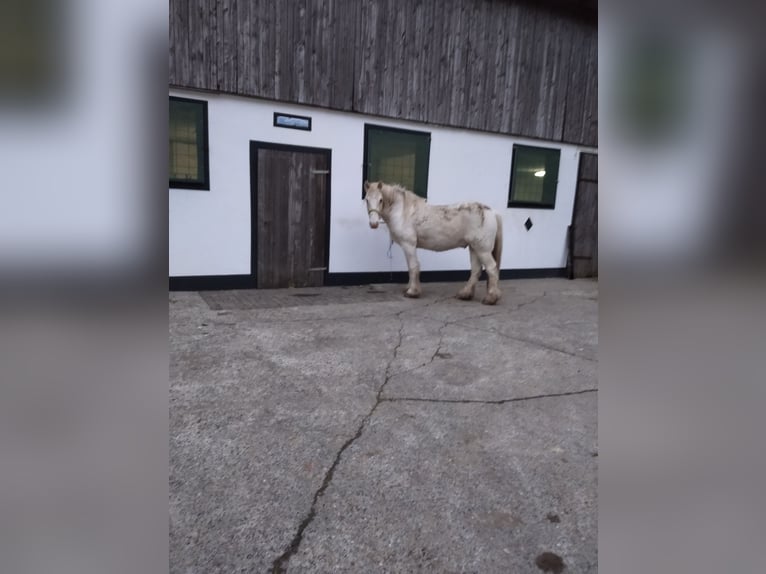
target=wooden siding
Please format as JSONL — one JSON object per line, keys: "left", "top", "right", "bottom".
{"left": 169, "top": 0, "right": 597, "bottom": 146}
{"left": 569, "top": 152, "right": 598, "bottom": 278}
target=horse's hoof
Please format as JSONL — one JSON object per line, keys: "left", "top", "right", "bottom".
{"left": 403, "top": 289, "right": 421, "bottom": 298}
{"left": 481, "top": 293, "right": 499, "bottom": 305}
{"left": 456, "top": 290, "right": 474, "bottom": 300}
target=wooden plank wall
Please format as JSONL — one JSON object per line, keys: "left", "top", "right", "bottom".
{"left": 169, "top": 0, "right": 597, "bottom": 146}
{"left": 570, "top": 152, "right": 598, "bottom": 278}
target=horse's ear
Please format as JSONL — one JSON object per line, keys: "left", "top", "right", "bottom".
{"left": 377, "top": 182, "right": 383, "bottom": 190}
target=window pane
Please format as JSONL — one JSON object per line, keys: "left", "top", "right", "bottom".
{"left": 509, "top": 145, "right": 560, "bottom": 207}
{"left": 169, "top": 99, "right": 207, "bottom": 187}
{"left": 366, "top": 127, "right": 430, "bottom": 198}
{"left": 170, "top": 141, "right": 198, "bottom": 180}
{"left": 378, "top": 153, "right": 416, "bottom": 190}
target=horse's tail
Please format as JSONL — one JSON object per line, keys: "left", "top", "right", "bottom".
{"left": 492, "top": 212, "right": 503, "bottom": 271}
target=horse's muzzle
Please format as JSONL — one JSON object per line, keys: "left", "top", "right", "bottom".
{"left": 369, "top": 221, "right": 379, "bottom": 229}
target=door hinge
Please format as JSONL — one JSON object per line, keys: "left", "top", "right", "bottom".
{"left": 311, "top": 169, "right": 330, "bottom": 175}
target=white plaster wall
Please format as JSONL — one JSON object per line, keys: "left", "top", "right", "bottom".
{"left": 169, "top": 88, "right": 585, "bottom": 276}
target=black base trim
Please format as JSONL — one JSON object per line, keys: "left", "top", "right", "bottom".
{"left": 169, "top": 275, "right": 255, "bottom": 291}
{"left": 169, "top": 268, "right": 566, "bottom": 291}
{"left": 500, "top": 268, "right": 567, "bottom": 279}
{"left": 325, "top": 268, "right": 566, "bottom": 286}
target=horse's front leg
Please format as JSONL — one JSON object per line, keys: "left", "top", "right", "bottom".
{"left": 399, "top": 242, "right": 422, "bottom": 298}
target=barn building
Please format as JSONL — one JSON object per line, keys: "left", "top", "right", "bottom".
{"left": 169, "top": 0, "right": 597, "bottom": 290}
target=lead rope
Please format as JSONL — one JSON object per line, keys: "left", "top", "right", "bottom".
{"left": 387, "top": 238, "right": 394, "bottom": 281}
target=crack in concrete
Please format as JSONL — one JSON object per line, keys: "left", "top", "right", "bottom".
{"left": 438, "top": 292, "right": 546, "bottom": 329}
{"left": 387, "top": 359, "right": 434, "bottom": 382}
{"left": 269, "top": 291, "right": 580, "bottom": 571}
{"left": 385, "top": 317, "right": 449, "bottom": 381}
{"left": 425, "top": 292, "right": 596, "bottom": 363}
{"left": 449, "top": 321, "right": 596, "bottom": 362}
{"left": 386, "top": 293, "right": 555, "bottom": 382}
{"left": 466, "top": 291, "right": 544, "bottom": 318}
{"left": 429, "top": 321, "right": 448, "bottom": 363}
{"left": 271, "top": 312, "right": 406, "bottom": 573}
{"left": 381, "top": 388, "right": 598, "bottom": 405}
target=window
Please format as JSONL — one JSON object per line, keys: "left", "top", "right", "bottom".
{"left": 170, "top": 97, "right": 209, "bottom": 189}
{"left": 508, "top": 145, "right": 560, "bottom": 209}
{"left": 363, "top": 124, "right": 430, "bottom": 198}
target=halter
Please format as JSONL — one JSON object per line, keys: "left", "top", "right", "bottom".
{"left": 367, "top": 208, "right": 383, "bottom": 217}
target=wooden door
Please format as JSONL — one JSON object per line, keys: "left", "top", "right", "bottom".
{"left": 253, "top": 145, "right": 330, "bottom": 288}
{"left": 569, "top": 153, "right": 598, "bottom": 278}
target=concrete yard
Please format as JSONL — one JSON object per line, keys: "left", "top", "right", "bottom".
{"left": 170, "top": 278, "right": 598, "bottom": 573}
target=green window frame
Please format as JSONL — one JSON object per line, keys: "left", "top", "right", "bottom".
{"left": 363, "top": 124, "right": 431, "bottom": 198}
{"left": 508, "top": 144, "right": 560, "bottom": 209}
{"left": 170, "top": 96, "right": 210, "bottom": 190}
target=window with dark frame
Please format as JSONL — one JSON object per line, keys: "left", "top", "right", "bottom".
{"left": 363, "top": 124, "right": 431, "bottom": 198}
{"left": 169, "top": 97, "right": 209, "bottom": 190}
{"left": 508, "top": 144, "right": 561, "bottom": 208}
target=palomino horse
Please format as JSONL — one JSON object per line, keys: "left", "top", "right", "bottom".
{"left": 363, "top": 181, "right": 503, "bottom": 305}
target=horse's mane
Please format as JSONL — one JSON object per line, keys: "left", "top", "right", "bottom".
{"left": 384, "top": 183, "right": 424, "bottom": 205}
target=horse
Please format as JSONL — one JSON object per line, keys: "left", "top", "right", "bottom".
{"left": 363, "top": 181, "right": 503, "bottom": 305}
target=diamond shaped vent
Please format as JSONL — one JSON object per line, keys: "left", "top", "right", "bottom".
{"left": 524, "top": 217, "right": 533, "bottom": 231}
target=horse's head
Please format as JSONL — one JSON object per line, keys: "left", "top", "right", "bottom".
{"left": 363, "top": 180, "right": 385, "bottom": 229}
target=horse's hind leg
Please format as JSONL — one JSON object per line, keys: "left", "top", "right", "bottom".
{"left": 477, "top": 250, "right": 501, "bottom": 305}
{"left": 457, "top": 248, "right": 481, "bottom": 300}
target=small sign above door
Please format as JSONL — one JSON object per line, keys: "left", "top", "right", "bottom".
{"left": 273, "top": 113, "right": 312, "bottom": 131}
